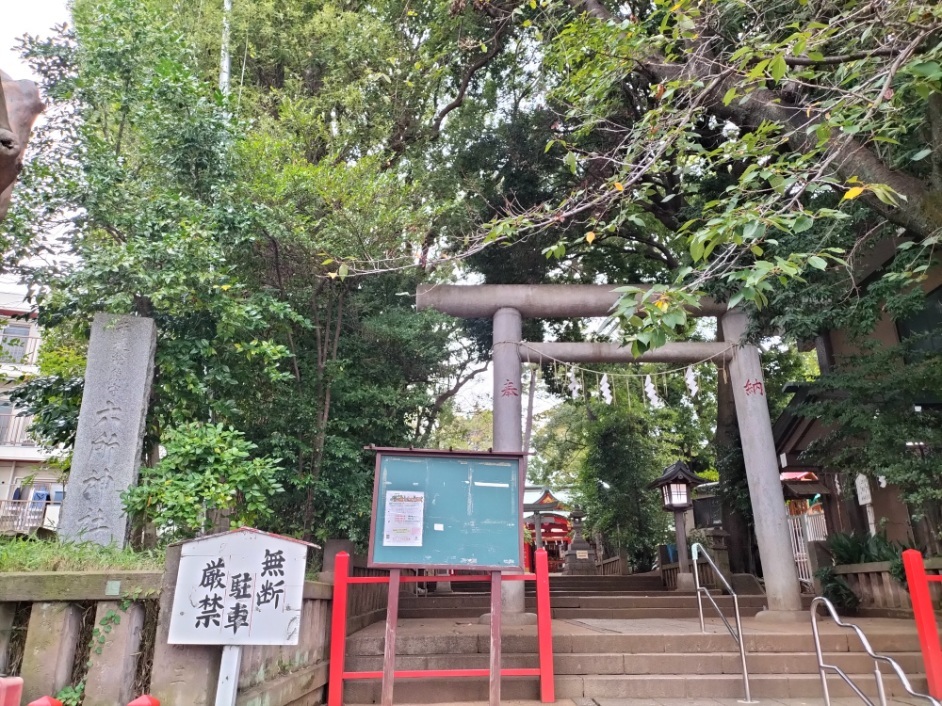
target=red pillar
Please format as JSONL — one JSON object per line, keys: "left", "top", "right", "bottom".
{"left": 328, "top": 551, "right": 351, "bottom": 706}
{"left": 535, "top": 548, "right": 555, "bottom": 703}
{"left": 903, "top": 549, "right": 942, "bottom": 697}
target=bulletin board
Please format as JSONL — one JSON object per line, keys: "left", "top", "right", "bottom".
{"left": 367, "top": 448, "right": 524, "bottom": 570}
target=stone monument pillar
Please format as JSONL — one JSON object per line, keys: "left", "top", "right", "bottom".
{"left": 59, "top": 313, "right": 157, "bottom": 547}
{"left": 722, "top": 310, "right": 802, "bottom": 616}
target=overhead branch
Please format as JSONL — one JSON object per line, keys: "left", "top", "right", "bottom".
{"left": 430, "top": 19, "right": 512, "bottom": 139}
{"left": 565, "top": 1, "right": 940, "bottom": 239}
{"left": 416, "top": 361, "right": 489, "bottom": 445}
{"left": 784, "top": 48, "right": 900, "bottom": 66}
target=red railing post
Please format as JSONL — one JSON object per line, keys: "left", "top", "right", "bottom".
{"left": 0, "top": 676, "right": 22, "bottom": 706}
{"left": 535, "top": 548, "right": 555, "bottom": 703}
{"left": 903, "top": 549, "right": 942, "bottom": 697}
{"left": 328, "top": 551, "right": 351, "bottom": 706}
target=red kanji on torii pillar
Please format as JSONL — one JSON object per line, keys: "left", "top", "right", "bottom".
{"left": 416, "top": 283, "right": 803, "bottom": 619}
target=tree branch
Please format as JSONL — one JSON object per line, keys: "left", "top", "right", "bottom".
{"left": 416, "top": 363, "right": 488, "bottom": 446}
{"left": 784, "top": 48, "right": 899, "bottom": 66}
{"left": 646, "top": 57, "right": 939, "bottom": 239}
{"left": 565, "top": 3, "right": 940, "bottom": 239}
{"left": 430, "top": 19, "right": 512, "bottom": 139}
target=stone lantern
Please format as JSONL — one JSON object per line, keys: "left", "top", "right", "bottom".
{"left": 649, "top": 460, "right": 707, "bottom": 590}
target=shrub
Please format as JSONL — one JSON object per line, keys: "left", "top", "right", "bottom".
{"left": 123, "top": 422, "right": 283, "bottom": 541}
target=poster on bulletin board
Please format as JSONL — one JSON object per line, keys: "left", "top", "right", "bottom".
{"left": 367, "top": 448, "right": 524, "bottom": 570}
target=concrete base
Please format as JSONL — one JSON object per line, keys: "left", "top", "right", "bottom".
{"left": 753, "top": 609, "right": 809, "bottom": 623}
{"left": 675, "top": 573, "right": 696, "bottom": 592}
{"left": 478, "top": 612, "right": 538, "bottom": 626}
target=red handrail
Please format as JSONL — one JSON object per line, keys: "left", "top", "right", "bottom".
{"left": 327, "top": 549, "right": 555, "bottom": 706}
{"left": 903, "top": 549, "right": 942, "bottom": 697}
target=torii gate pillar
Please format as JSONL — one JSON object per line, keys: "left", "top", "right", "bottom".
{"left": 490, "top": 307, "right": 534, "bottom": 622}
{"left": 417, "top": 284, "right": 803, "bottom": 620}
{"left": 722, "top": 309, "right": 803, "bottom": 616}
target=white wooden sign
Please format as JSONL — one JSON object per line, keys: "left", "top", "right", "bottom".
{"left": 168, "top": 528, "right": 310, "bottom": 646}
{"left": 855, "top": 473, "right": 872, "bottom": 506}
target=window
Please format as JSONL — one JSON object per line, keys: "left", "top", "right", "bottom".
{"left": 898, "top": 286, "right": 942, "bottom": 355}
{"left": 0, "top": 322, "right": 32, "bottom": 364}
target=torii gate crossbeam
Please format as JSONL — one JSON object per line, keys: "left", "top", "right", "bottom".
{"left": 417, "top": 284, "right": 802, "bottom": 622}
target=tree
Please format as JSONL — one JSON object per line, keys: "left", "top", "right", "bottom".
{"left": 803, "top": 340, "right": 942, "bottom": 546}
{"left": 456, "top": 0, "right": 942, "bottom": 350}
{"left": 123, "top": 423, "right": 284, "bottom": 541}
{"left": 6, "top": 0, "right": 470, "bottom": 545}
{"left": 575, "top": 406, "right": 669, "bottom": 571}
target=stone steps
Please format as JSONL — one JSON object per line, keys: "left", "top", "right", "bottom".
{"left": 347, "top": 650, "right": 925, "bottom": 675}
{"left": 445, "top": 577, "right": 666, "bottom": 594}
{"left": 401, "top": 595, "right": 759, "bottom": 609}
{"left": 399, "top": 606, "right": 767, "bottom": 620}
{"left": 346, "top": 629, "right": 924, "bottom": 656}
{"left": 400, "top": 593, "right": 775, "bottom": 620}
{"left": 341, "top": 616, "right": 931, "bottom": 703}
{"left": 344, "top": 673, "right": 930, "bottom": 702}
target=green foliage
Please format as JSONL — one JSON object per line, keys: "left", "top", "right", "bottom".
{"left": 825, "top": 532, "right": 912, "bottom": 588}
{"left": 578, "top": 406, "right": 668, "bottom": 571}
{"left": 8, "top": 0, "right": 471, "bottom": 544}
{"left": 428, "top": 405, "right": 493, "bottom": 452}
{"left": 123, "top": 423, "right": 284, "bottom": 541}
{"left": 815, "top": 567, "right": 861, "bottom": 613}
{"left": 826, "top": 532, "right": 901, "bottom": 566}
{"left": 477, "top": 0, "right": 942, "bottom": 351}
{"left": 802, "top": 342, "right": 942, "bottom": 513}
{"left": 0, "top": 536, "right": 164, "bottom": 572}
{"left": 55, "top": 681, "right": 85, "bottom": 706}
{"left": 10, "top": 375, "right": 84, "bottom": 451}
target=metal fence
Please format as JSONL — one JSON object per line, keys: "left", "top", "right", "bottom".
{"left": 789, "top": 513, "right": 828, "bottom": 583}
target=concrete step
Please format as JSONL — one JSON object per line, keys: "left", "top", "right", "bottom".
{"left": 346, "top": 630, "right": 924, "bottom": 656}
{"left": 444, "top": 577, "right": 667, "bottom": 593}
{"left": 399, "top": 594, "right": 768, "bottom": 619}
{"left": 399, "top": 606, "right": 768, "bottom": 620}
{"left": 346, "top": 650, "right": 925, "bottom": 676}
{"left": 401, "top": 595, "right": 763, "bottom": 610}
{"left": 343, "top": 672, "right": 930, "bottom": 703}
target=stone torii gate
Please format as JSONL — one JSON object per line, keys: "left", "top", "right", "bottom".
{"left": 417, "top": 284, "right": 803, "bottom": 621}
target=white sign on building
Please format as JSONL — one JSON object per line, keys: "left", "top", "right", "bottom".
{"left": 855, "top": 473, "right": 872, "bottom": 506}
{"left": 168, "top": 528, "right": 311, "bottom": 646}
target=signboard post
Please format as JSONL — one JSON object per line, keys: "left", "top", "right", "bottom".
{"left": 325, "top": 448, "right": 551, "bottom": 706}
{"left": 167, "top": 528, "right": 317, "bottom": 706}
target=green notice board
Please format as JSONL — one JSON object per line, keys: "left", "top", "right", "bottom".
{"left": 368, "top": 449, "right": 523, "bottom": 570}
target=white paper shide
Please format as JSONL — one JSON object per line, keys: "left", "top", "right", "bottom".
{"left": 168, "top": 528, "right": 308, "bottom": 646}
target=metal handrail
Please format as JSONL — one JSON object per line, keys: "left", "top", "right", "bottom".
{"left": 690, "top": 542, "right": 755, "bottom": 703}
{"left": 811, "top": 596, "right": 941, "bottom": 706}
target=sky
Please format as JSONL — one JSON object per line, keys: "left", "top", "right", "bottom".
{"left": 3, "top": 0, "right": 70, "bottom": 82}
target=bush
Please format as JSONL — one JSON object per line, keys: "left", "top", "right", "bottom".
{"left": 825, "top": 531, "right": 916, "bottom": 590}
{"left": 123, "top": 422, "right": 284, "bottom": 541}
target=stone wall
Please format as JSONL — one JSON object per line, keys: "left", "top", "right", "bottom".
{"left": 0, "top": 554, "right": 391, "bottom": 705}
